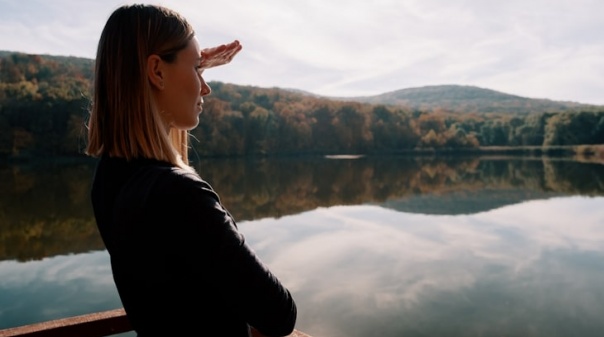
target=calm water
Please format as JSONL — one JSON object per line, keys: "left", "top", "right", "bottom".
{"left": 1, "top": 155, "right": 604, "bottom": 336}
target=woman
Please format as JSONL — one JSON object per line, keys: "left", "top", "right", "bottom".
{"left": 86, "top": 4, "right": 297, "bottom": 336}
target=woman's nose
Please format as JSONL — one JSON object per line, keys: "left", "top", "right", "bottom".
{"left": 200, "top": 78, "right": 211, "bottom": 96}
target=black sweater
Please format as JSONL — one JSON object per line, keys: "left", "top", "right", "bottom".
{"left": 91, "top": 156, "right": 297, "bottom": 336}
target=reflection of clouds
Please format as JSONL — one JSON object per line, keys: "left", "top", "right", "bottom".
{"left": 476, "top": 196, "right": 604, "bottom": 252}
{"left": 2, "top": 197, "right": 602, "bottom": 335}
{"left": 243, "top": 207, "right": 501, "bottom": 306}
{"left": 0, "top": 251, "right": 121, "bottom": 329}
{"left": 240, "top": 197, "right": 604, "bottom": 337}
{"left": 0, "top": 251, "right": 114, "bottom": 286}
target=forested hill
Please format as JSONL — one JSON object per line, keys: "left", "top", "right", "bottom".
{"left": 1, "top": 51, "right": 604, "bottom": 158}
{"left": 1, "top": 50, "right": 599, "bottom": 113}
{"left": 331, "top": 85, "right": 592, "bottom": 114}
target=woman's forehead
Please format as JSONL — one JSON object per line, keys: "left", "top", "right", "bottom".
{"left": 179, "top": 37, "right": 201, "bottom": 61}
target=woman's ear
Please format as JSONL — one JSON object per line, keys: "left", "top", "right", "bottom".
{"left": 147, "top": 54, "right": 165, "bottom": 90}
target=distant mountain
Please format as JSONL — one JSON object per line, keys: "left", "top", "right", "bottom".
{"left": 325, "top": 84, "right": 596, "bottom": 114}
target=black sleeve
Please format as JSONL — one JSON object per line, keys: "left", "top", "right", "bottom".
{"left": 168, "top": 170, "right": 297, "bottom": 337}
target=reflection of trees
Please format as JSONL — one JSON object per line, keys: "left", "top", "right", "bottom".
{"left": 0, "top": 161, "right": 104, "bottom": 261}
{"left": 204, "top": 156, "right": 604, "bottom": 222}
{"left": 1, "top": 156, "right": 603, "bottom": 261}
{"left": 543, "top": 158, "right": 604, "bottom": 194}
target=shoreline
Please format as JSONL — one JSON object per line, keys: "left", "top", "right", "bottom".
{"left": 2, "top": 145, "right": 604, "bottom": 164}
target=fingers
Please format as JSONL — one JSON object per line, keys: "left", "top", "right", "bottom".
{"left": 199, "top": 40, "right": 242, "bottom": 69}
{"left": 201, "top": 40, "right": 242, "bottom": 57}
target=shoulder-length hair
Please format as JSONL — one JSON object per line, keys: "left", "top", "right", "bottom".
{"left": 86, "top": 4, "right": 194, "bottom": 168}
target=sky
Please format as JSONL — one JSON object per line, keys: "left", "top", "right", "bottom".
{"left": 0, "top": 0, "right": 603, "bottom": 105}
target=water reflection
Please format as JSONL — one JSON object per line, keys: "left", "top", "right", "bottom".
{"left": 1, "top": 197, "right": 603, "bottom": 335}
{"left": 240, "top": 197, "right": 604, "bottom": 337}
{"left": 1, "top": 156, "right": 604, "bottom": 336}
{"left": 0, "top": 251, "right": 121, "bottom": 328}
{"left": 1, "top": 156, "right": 603, "bottom": 261}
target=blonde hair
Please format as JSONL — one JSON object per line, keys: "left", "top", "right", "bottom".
{"left": 86, "top": 4, "right": 194, "bottom": 168}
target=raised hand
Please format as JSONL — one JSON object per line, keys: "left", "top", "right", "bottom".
{"left": 200, "top": 40, "right": 242, "bottom": 70}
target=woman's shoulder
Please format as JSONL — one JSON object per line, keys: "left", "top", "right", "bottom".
{"left": 140, "top": 163, "right": 233, "bottom": 225}
{"left": 135, "top": 160, "right": 215, "bottom": 195}
{"left": 99, "top": 156, "right": 218, "bottom": 200}
{"left": 161, "top": 165, "right": 215, "bottom": 195}
{"left": 158, "top": 165, "right": 225, "bottom": 206}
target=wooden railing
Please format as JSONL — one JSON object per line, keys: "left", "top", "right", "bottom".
{"left": 0, "top": 308, "right": 312, "bottom": 337}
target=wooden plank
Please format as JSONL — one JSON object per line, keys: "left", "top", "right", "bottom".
{"left": 0, "top": 309, "right": 131, "bottom": 337}
{"left": 0, "top": 309, "right": 312, "bottom": 337}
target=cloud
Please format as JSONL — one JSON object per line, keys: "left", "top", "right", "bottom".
{"left": 1, "top": 0, "right": 603, "bottom": 104}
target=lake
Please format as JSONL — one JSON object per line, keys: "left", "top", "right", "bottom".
{"left": 1, "top": 155, "right": 604, "bottom": 336}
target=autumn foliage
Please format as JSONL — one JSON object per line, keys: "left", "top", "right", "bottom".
{"left": 1, "top": 51, "right": 603, "bottom": 159}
